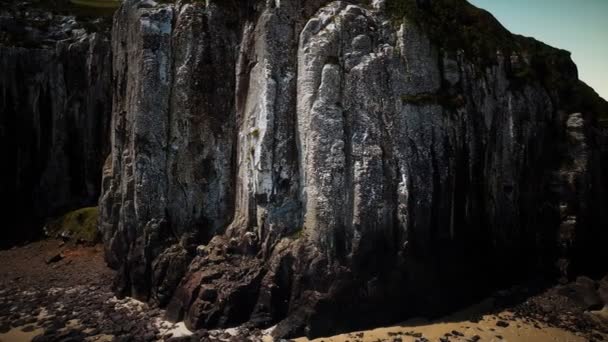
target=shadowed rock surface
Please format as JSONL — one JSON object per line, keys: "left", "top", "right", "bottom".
{"left": 0, "top": 0, "right": 113, "bottom": 246}
{"left": 2, "top": 240, "right": 608, "bottom": 341}
{"left": 98, "top": 0, "right": 608, "bottom": 339}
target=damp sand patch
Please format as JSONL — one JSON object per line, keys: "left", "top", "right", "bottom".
{"left": 0, "top": 325, "right": 44, "bottom": 342}
{"left": 295, "top": 299, "right": 596, "bottom": 342}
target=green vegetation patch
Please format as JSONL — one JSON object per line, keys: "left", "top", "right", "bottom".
{"left": 385, "top": 0, "right": 571, "bottom": 71}
{"left": 288, "top": 228, "right": 307, "bottom": 240}
{"left": 386, "top": 0, "right": 608, "bottom": 121}
{"left": 572, "top": 82, "right": 608, "bottom": 121}
{"left": 46, "top": 207, "right": 100, "bottom": 243}
{"left": 386, "top": 0, "right": 514, "bottom": 64}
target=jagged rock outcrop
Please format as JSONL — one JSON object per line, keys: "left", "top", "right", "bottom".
{"left": 0, "top": 1, "right": 112, "bottom": 246}
{"left": 100, "top": 0, "right": 608, "bottom": 338}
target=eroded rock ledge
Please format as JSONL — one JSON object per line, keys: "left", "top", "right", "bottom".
{"left": 99, "top": 0, "right": 608, "bottom": 338}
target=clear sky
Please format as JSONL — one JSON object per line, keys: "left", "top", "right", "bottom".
{"left": 469, "top": 0, "right": 608, "bottom": 100}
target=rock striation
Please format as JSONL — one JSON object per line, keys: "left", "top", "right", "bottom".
{"left": 0, "top": 1, "right": 112, "bottom": 246}
{"left": 99, "top": 0, "right": 608, "bottom": 338}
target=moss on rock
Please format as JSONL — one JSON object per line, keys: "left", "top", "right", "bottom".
{"left": 386, "top": 0, "right": 514, "bottom": 63}
{"left": 386, "top": 0, "right": 572, "bottom": 73}
{"left": 45, "top": 207, "right": 100, "bottom": 243}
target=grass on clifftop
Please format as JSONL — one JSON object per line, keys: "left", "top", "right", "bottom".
{"left": 386, "top": 0, "right": 514, "bottom": 62}
{"left": 574, "top": 82, "right": 608, "bottom": 121}
{"left": 386, "top": 0, "right": 608, "bottom": 120}
{"left": 385, "top": 0, "right": 571, "bottom": 68}
{"left": 45, "top": 207, "right": 100, "bottom": 243}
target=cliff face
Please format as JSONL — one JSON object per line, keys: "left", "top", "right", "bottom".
{"left": 0, "top": 2, "right": 112, "bottom": 245}
{"left": 100, "top": 0, "right": 608, "bottom": 338}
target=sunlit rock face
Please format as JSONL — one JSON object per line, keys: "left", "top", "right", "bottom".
{"left": 100, "top": 0, "right": 608, "bottom": 338}
{"left": 0, "top": 2, "right": 112, "bottom": 246}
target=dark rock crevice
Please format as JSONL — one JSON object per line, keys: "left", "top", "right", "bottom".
{"left": 0, "top": 3, "right": 112, "bottom": 247}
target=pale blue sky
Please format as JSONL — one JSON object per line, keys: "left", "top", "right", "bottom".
{"left": 469, "top": 0, "right": 608, "bottom": 100}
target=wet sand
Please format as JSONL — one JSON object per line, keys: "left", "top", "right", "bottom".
{"left": 296, "top": 312, "right": 587, "bottom": 342}
{"left": 0, "top": 240, "right": 192, "bottom": 341}
{"left": 0, "top": 326, "right": 44, "bottom": 342}
{"left": 295, "top": 297, "right": 607, "bottom": 342}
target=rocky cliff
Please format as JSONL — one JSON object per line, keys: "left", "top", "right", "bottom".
{"left": 99, "top": 0, "right": 608, "bottom": 338}
{"left": 0, "top": 0, "right": 112, "bottom": 246}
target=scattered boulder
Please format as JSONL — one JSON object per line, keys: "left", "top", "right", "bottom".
{"left": 576, "top": 276, "right": 597, "bottom": 289}
{"left": 45, "top": 253, "right": 64, "bottom": 264}
{"left": 496, "top": 321, "right": 510, "bottom": 328}
{"left": 452, "top": 330, "right": 464, "bottom": 336}
{"left": 599, "top": 276, "right": 608, "bottom": 306}
{"left": 21, "top": 325, "right": 36, "bottom": 332}
{"left": 405, "top": 331, "right": 423, "bottom": 338}
{"left": 558, "top": 279, "right": 603, "bottom": 311}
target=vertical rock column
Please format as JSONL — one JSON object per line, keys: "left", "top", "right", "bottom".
{"left": 99, "top": 0, "right": 240, "bottom": 303}
{"left": 100, "top": 1, "right": 174, "bottom": 299}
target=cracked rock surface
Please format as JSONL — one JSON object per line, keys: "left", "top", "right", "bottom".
{"left": 95, "top": 0, "right": 608, "bottom": 339}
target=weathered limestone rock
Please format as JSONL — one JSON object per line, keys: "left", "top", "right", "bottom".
{"left": 0, "top": 2, "right": 112, "bottom": 246}
{"left": 100, "top": 0, "right": 608, "bottom": 338}
{"left": 99, "top": 0, "right": 243, "bottom": 301}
